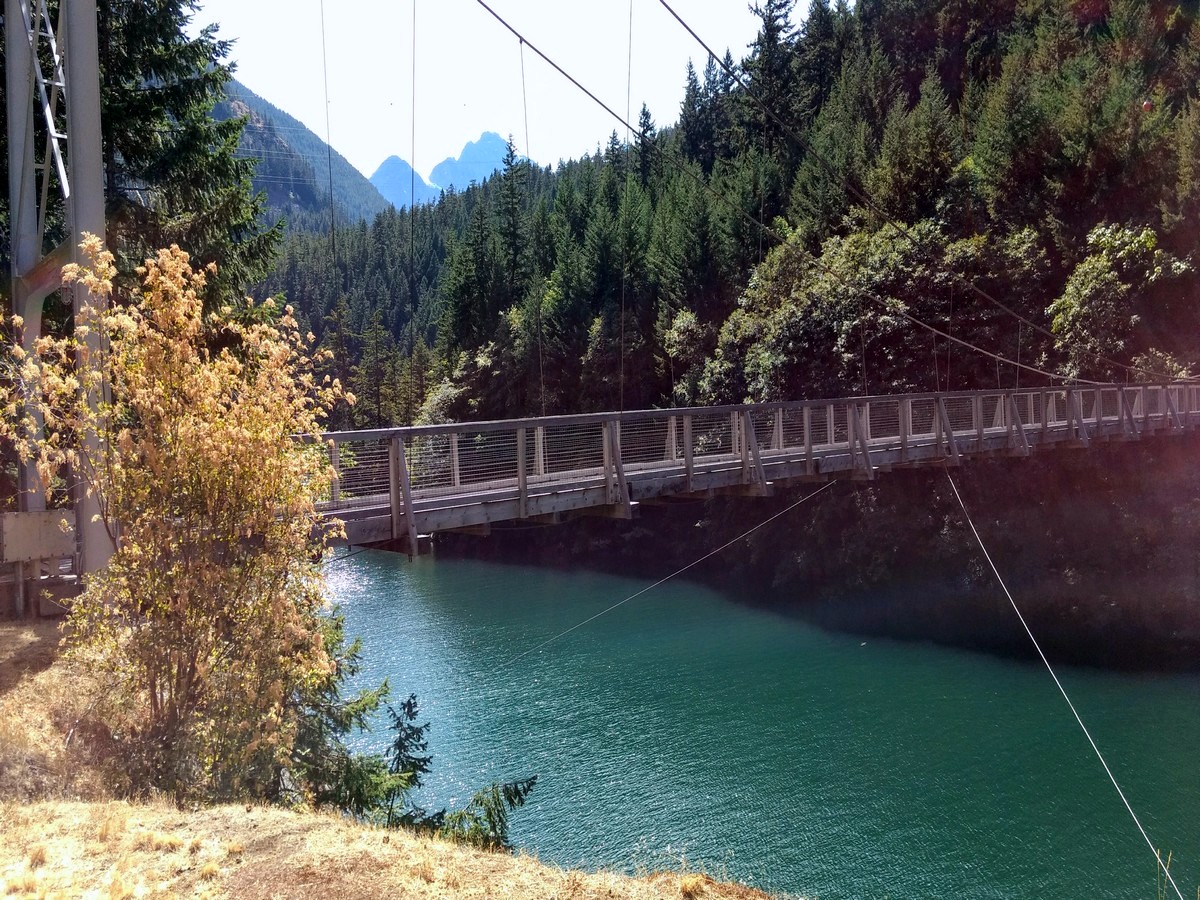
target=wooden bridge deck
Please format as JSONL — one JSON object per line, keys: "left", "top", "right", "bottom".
{"left": 317, "top": 383, "right": 1200, "bottom": 550}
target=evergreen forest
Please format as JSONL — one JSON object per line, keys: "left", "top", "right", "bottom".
{"left": 262, "top": 0, "right": 1200, "bottom": 433}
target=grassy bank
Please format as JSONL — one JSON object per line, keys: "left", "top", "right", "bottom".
{"left": 0, "top": 620, "right": 773, "bottom": 899}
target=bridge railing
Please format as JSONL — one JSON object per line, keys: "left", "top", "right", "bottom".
{"left": 313, "top": 384, "right": 1199, "bottom": 519}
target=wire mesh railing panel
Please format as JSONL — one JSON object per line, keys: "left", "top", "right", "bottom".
{"left": 1148, "top": 386, "right": 1165, "bottom": 418}
{"left": 908, "top": 398, "right": 936, "bottom": 439}
{"left": 1030, "top": 391, "right": 1049, "bottom": 427}
{"left": 329, "top": 438, "right": 390, "bottom": 509}
{"left": 827, "top": 405, "right": 849, "bottom": 447}
{"left": 942, "top": 396, "right": 974, "bottom": 434}
{"left": 777, "top": 406, "right": 808, "bottom": 451}
{"left": 407, "top": 434, "right": 454, "bottom": 493}
{"left": 981, "top": 394, "right": 1003, "bottom": 430}
{"left": 1184, "top": 386, "right": 1200, "bottom": 417}
{"left": 454, "top": 430, "right": 519, "bottom": 489}
{"left": 746, "top": 408, "right": 776, "bottom": 450}
{"left": 689, "top": 411, "right": 736, "bottom": 461}
{"left": 1097, "top": 388, "right": 1119, "bottom": 420}
{"left": 1083, "top": 388, "right": 1103, "bottom": 422}
{"left": 864, "top": 400, "right": 900, "bottom": 442}
{"left": 542, "top": 422, "right": 605, "bottom": 477}
{"left": 1047, "top": 390, "right": 1068, "bottom": 426}
{"left": 1013, "top": 392, "right": 1037, "bottom": 426}
{"left": 805, "top": 404, "right": 830, "bottom": 447}
{"left": 619, "top": 417, "right": 673, "bottom": 468}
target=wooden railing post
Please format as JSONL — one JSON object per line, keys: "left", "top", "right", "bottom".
{"left": 1164, "top": 384, "right": 1184, "bottom": 430}
{"left": 607, "top": 417, "right": 630, "bottom": 510}
{"left": 1066, "top": 389, "right": 1090, "bottom": 447}
{"left": 534, "top": 426, "right": 546, "bottom": 476}
{"left": 390, "top": 435, "right": 419, "bottom": 556}
{"left": 899, "top": 398, "right": 910, "bottom": 462}
{"left": 850, "top": 403, "right": 875, "bottom": 479}
{"left": 935, "top": 397, "right": 961, "bottom": 463}
{"left": 1008, "top": 393, "right": 1030, "bottom": 456}
{"left": 739, "top": 412, "right": 751, "bottom": 480}
{"left": 329, "top": 442, "right": 340, "bottom": 504}
{"left": 803, "top": 405, "right": 814, "bottom": 475}
{"left": 742, "top": 410, "right": 768, "bottom": 490}
{"left": 1118, "top": 387, "right": 1139, "bottom": 439}
{"left": 450, "top": 433, "right": 461, "bottom": 487}
{"left": 773, "top": 409, "right": 784, "bottom": 451}
{"left": 602, "top": 421, "right": 614, "bottom": 499}
{"left": 683, "top": 414, "right": 694, "bottom": 491}
{"left": 667, "top": 416, "right": 678, "bottom": 461}
{"left": 516, "top": 427, "right": 528, "bottom": 519}
{"left": 973, "top": 395, "right": 984, "bottom": 450}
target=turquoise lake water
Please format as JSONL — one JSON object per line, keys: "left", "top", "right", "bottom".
{"left": 328, "top": 551, "right": 1200, "bottom": 898}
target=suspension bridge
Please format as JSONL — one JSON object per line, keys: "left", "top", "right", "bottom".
{"left": 317, "top": 382, "right": 1200, "bottom": 552}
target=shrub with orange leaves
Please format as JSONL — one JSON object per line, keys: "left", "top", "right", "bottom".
{"left": 1, "top": 237, "right": 348, "bottom": 803}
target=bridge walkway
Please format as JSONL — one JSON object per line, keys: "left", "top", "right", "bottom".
{"left": 315, "top": 383, "right": 1199, "bottom": 551}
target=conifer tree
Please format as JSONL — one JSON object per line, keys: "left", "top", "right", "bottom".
{"left": 496, "top": 137, "right": 529, "bottom": 312}
{"left": 634, "top": 104, "right": 659, "bottom": 188}
{"left": 1, "top": 1, "right": 278, "bottom": 299}
{"left": 740, "top": 0, "right": 800, "bottom": 162}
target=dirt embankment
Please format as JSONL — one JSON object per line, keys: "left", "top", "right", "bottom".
{"left": 0, "top": 620, "right": 775, "bottom": 900}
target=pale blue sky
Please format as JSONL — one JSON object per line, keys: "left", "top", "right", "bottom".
{"left": 190, "top": 0, "right": 764, "bottom": 181}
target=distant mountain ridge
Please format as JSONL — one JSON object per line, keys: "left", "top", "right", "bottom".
{"left": 369, "top": 132, "right": 510, "bottom": 208}
{"left": 216, "top": 80, "right": 392, "bottom": 230}
{"left": 429, "top": 132, "right": 510, "bottom": 191}
{"left": 369, "top": 157, "right": 440, "bottom": 208}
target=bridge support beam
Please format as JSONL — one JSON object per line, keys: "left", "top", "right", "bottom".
{"left": 741, "top": 410, "right": 771, "bottom": 494}
{"left": 1118, "top": 387, "right": 1141, "bottom": 439}
{"left": 849, "top": 403, "right": 875, "bottom": 480}
{"left": 934, "top": 397, "right": 961, "bottom": 464}
{"left": 1164, "top": 386, "right": 1184, "bottom": 431}
{"left": 1007, "top": 394, "right": 1030, "bottom": 456}
{"left": 602, "top": 420, "right": 631, "bottom": 513}
{"left": 389, "top": 435, "right": 419, "bottom": 558}
{"left": 1066, "top": 390, "right": 1090, "bottom": 448}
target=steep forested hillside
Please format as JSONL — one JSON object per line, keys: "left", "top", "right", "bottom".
{"left": 216, "top": 80, "right": 392, "bottom": 230}
{"left": 266, "top": 0, "right": 1200, "bottom": 433}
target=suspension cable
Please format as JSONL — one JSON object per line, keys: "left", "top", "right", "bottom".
{"left": 317, "top": 0, "right": 337, "bottom": 264}
{"left": 518, "top": 37, "right": 545, "bottom": 415}
{"left": 506, "top": 480, "right": 837, "bottom": 665}
{"left": 519, "top": 39, "right": 531, "bottom": 161}
{"left": 408, "top": 0, "right": 418, "bottom": 423}
{"left": 945, "top": 472, "right": 1185, "bottom": 900}
{"left": 468, "top": 0, "right": 1100, "bottom": 389}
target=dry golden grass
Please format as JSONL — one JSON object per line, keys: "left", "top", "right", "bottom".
{"left": 25, "top": 844, "right": 46, "bottom": 870}
{"left": 0, "top": 620, "right": 780, "bottom": 900}
{"left": 0, "top": 618, "right": 109, "bottom": 803}
{"left": 0, "top": 801, "right": 778, "bottom": 900}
